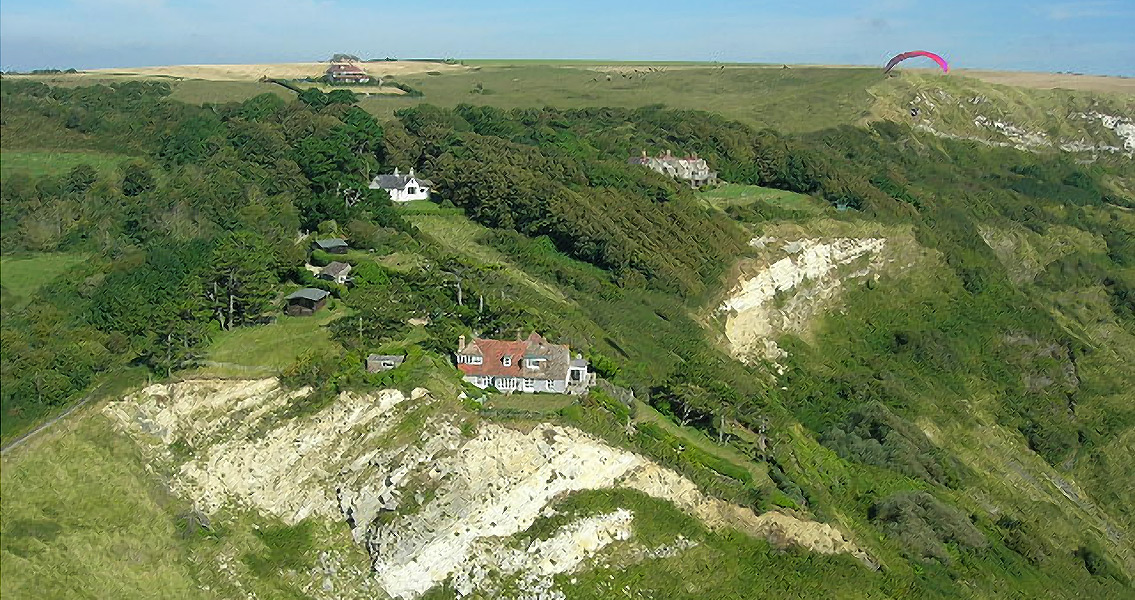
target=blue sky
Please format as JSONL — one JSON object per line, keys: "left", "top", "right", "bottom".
{"left": 1, "top": 0, "right": 1132, "bottom": 75}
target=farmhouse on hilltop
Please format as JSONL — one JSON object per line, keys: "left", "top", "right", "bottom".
{"left": 369, "top": 167, "right": 433, "bottom": 202}
{"left": 628, "top": 149, "right": 718, "bottom": 188}
{"left": 325, "top": 62, "right": 371, "bottom": 84}
{"left": 456, "top": 332, "right": 593, "bottom": 394}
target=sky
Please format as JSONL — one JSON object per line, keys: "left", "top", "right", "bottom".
{"left": 1, "top": 0, "right": 1133, "bottom": 76}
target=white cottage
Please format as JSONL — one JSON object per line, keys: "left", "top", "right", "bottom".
{"left": 369, "top": 168, "right": 433, "bottom": 202}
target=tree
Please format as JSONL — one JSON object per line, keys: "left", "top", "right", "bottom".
{"left": 65, "top": 164, "right": 99, "bottom": 195}
{"left": 121, "top": 161, "right": 156, "bottom": 197}
{"left": 207, "top": 232, "right": 278, "bottom": 329}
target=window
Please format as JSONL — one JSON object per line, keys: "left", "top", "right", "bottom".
{"left": 471, "top": 356, "right": 482, "bottom": 365}
{"left": 407, "top": 187, "right": 417, "bottom": 195}
{"left": 502, "top": 356, "right": 512, "bottom": 367}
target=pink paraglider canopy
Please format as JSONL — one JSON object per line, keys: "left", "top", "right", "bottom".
{"left": 884, "top": 51, "right": 949, "bottom": 74}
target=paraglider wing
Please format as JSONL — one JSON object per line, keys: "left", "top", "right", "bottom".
{"left": 884, "top": 51, "right": 949, "bottom": 74}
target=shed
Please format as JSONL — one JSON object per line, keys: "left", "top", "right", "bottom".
{"left": 285, "top": 288, "right": 330, "bottom": 316}
{"left": 367, "top": 354, "right": 406, "bottom": 373}
{"left": 312, "top": 238, "right": 349, "bottom": 254}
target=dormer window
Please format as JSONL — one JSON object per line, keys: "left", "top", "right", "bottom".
{"left": 525, "top": 357, "right": 546, "bottom": 369}
{"left": 502, "top": 356, "right": 512, "bottom": 367}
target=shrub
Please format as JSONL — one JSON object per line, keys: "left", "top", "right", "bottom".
{"left": 821, "top": 402, "right": 966, "bottom": 487}
{"left": 870, "top": 491, "right": 987, "bottom": 564}
{"left": 1076, "top": 543, "right": 1129, "bottom": 584}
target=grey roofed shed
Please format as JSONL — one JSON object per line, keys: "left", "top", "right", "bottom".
{"left": 286, "top": 288, "right": 331, "bottom": 302}
{"left": 313, "top": 238, "right": 348, "bottom": 251}
{"left": 366, "top": 354, "right": 406, "bottom": 373}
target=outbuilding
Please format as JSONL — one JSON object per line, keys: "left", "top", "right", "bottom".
{"left": 285, "top": 288, "right": 330, "bottom": 316}
{"left": 312, "top": 238, "right": 349, "bottom": 254}
{"left": 366, "top": 354, "right": 406, "bottom": 373}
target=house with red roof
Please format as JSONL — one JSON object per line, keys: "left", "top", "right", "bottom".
{"left": 325, "top": 62, "right": 371, "bottom": 83}
{"left": 456, "top": 332, "right": 593, "bottom": 394}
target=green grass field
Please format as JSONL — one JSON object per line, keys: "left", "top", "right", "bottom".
{"left": 0, "top": 407, "right": 372, "bottom": 599}
{"left": 0, "top": 252, "right": 88, "bottom": 312}
{"left": 184, "top": 307, "right": 345, "bottom": 378}
{"left": 1, "top": 414, "right": 213, "bottom": 599}
{"left": 353, "top": 64, "right": 883, "bottom": 132}
{"left": 485, "top": 393, "right": 578, "bottom": 413}
{"left": 393, "top": 199, "right": 461, "bottom": 214}
{"left": 0, "top": 150, "right": 131, "bottom": 181}
{"left": 698, "top": 183, "right": 830, "bottom": 212}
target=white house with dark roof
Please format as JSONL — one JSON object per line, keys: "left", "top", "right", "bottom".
{"left": 369, "top": 167, "right": 433, "bottom": 202}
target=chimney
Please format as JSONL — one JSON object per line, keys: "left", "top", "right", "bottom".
{"left": 641, "top": 149, "right": 647, "bottom": 158}
{"left": 458, "top": 335, "right": 466, "bottom": 352}
{"left": 394, "top": 167, "right": 400, "bottom": 176}
{"left": 409, "top": 167, "right": 415, "bottom": 177}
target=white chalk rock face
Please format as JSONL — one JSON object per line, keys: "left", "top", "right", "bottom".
{"left": 719, "top": 238, "right": 889, "bottom": 365}
{"left": 107, "top": 379, "right": 870, "bottom": 599}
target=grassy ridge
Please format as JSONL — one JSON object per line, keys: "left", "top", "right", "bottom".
{"left": 354, "top": 64, "right": 882, "bottom": 132}
{"left": 0, "top": 252, "right": 88, "bottom": 312}
{"left": 0, "top": 151, "right": 131, "bottom": 180}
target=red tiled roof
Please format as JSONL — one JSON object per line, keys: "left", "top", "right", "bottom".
{"left": 326, "top": 64, "right": 368, "bottom": 75}
{"left": 458, "top": 339, "right": 528, "bottom": 377}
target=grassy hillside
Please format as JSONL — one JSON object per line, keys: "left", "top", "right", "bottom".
{"left": 1, "top": 151, "right": 131, "bottom": 180}
{"left": 1, "top": 69, "right": 1133, "bottom": 599}
{"left": 0, "top": 252, "right": 87, "bottom": 312}
{"left": 1, "top": 409, "right": 373, "bottom": 599}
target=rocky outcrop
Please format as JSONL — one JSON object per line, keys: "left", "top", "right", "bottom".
{"left": 107, "top": 379, "right": 872, "bottom": 599}
{"left": 718, "top": 237, "right": 891, "bottom": 366}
